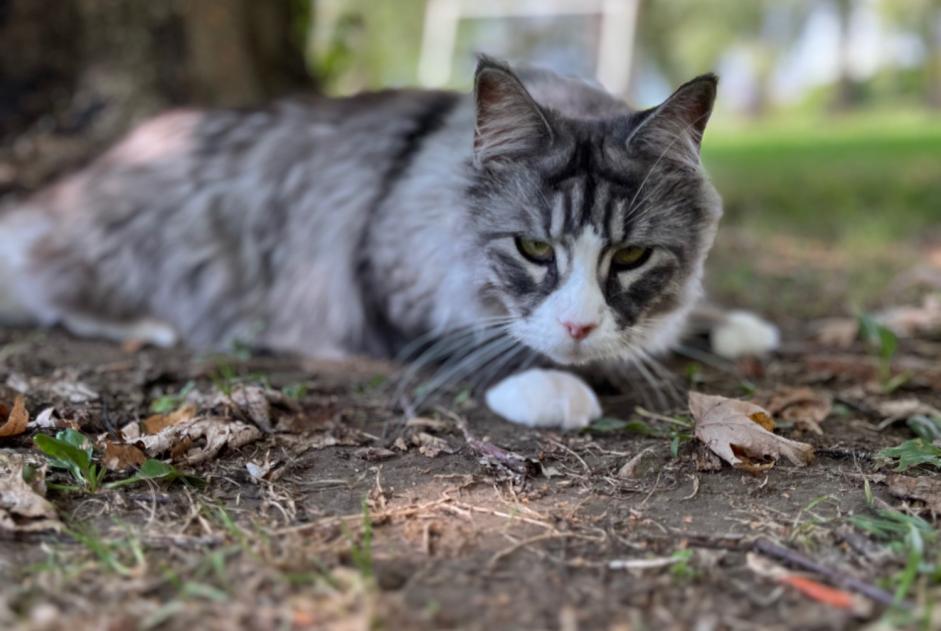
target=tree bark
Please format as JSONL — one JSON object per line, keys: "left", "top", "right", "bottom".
{"left": 0, "top": 0, "right": 314, "bottom": 193}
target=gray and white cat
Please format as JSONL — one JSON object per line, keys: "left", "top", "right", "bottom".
{"left": 0, "top": 57, "right": 778, "bottom": 428}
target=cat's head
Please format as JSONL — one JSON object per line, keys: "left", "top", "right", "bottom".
{"left": 468, "top": 57, "right": 722, "bottom": 366}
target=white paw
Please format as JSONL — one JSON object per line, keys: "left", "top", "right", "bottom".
{"left": 711, "top": 310, "right": 780, "bottom": 359}
{"left": 485, "top": 368, "right": 602, "bottom": 430}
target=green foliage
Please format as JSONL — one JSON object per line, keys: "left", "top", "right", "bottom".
{"left": 907, "top": 414, "right": 941, "bottom": 441}
{"left": 345, "top": 498, "right": 374, "bottom": 580}
{"left": 705, "top": 114, "right": 941, "bottom": 254}
{"left": 70, "top": 528, "right": 146, "bottom": 577}
{"left": 105, "top": 459, "right": 200, "bottom": 489}
{"left": 670, "top": 549, "right": 697, "bottom": 581}
{"left": 878, "top": 439, "right": 941, "bottom": 472}
{"left": 150, "top": 381, "right": 196, "bottom": 414}
{"left": 858, "top": 313, "right": 897, "bottom": 363}
{"left": 281, "top": 383, "right": 309, "bottom": 400}
{"left": 584, "top": 417, "right": 660, "bottom": 436}
{"left": 850, "top": 503, "right": 938, "bottom": 609}
{"left": 34, "top": 429, "right": 106, "bottom": 493}
{"left": 585, "top": 414, "right": 692, "bottom": 458}
{"left": 35, "top": 429, "right": 199, "bottom": 492}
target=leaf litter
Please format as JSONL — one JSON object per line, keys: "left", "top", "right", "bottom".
{"left": 0, "top": 395, "right": 28, "bottom": 438}
{"left": 0, "top": 451, "right": 61, "bottom": 532}
{"left": 689, "top": 392, "right": 815, "bottom": 473}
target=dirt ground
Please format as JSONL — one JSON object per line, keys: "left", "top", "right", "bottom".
{"left": 1, "top": 245, "right": 940, "bottom": 631}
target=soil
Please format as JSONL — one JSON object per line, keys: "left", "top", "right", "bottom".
{"left": 1, "top": 301, "right": 939, "bottom": 631}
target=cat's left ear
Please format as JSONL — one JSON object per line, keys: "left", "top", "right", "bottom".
{"left": 628, "top": 74, "right": 718, "bottom": 158}
{"left": 473, "top": 57, "right": 554, "bottom": 166}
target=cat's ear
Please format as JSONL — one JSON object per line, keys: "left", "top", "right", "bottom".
{"left": 473, "top": 57, "right": 553, "bottom": 165}
{"left": 628, "top": 74, "right": 717, "bottom": 159}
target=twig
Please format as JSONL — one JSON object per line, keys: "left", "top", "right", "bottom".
{"left": 547, "top": 438, "right": 592, "bottom": 475}
{"left": 487, "top": 532, "right": 594, "bottom": 571}
{"left": 752, "top": 538, "right": 899, "bottom": 608}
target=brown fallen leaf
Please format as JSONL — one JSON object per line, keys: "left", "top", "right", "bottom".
{"left": 0, "top": 395, "right": 28, "bottom": 438}
{"left": 875, "top": 398, "right": 941, "bottom": 423}
{"left": 412, "top": 431, "right": 455, "bottom": 458}
{"left": 0, "top": 452, "right": 61, "bottom": 532}
{"left": 765, "top": 387, "right": 832, "bottom": 435}
{"left": 141, "top": 403, "right": 198, "bottom": 435}
{"left": 100, "top": 440, "right": 147, "bottom": 471}
{"left": 131, "top": 415, "right": 263, "bottom": 465}
{"left": 689, "top": 392, "right": 815, "bottom": 472}
{"left": 814, "top": 317, "right": 859, "bottom": 348}
{"left": 886, "top": 474, "right": 941, "bottom": 514}
{"left": 876, "top": 294, "right": 941, "bottom": 338}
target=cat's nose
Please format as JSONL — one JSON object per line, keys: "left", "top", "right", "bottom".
{"left": 561, "top": 321, "right": 597, "bottom": 341}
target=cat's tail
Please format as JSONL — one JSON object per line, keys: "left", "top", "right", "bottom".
{"left": 0, "top": 202, "right": 52, "bottom": 326}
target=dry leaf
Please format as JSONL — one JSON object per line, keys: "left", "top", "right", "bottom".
{"left": 131, "top": 415, "right": 262, "bottom": 465}
{"left": 0, "top": 452, "right": 61, "bottom": 532}
{"left": 100, "top": 441, "right": 147, "bottom": 471}
{"left": 765, "top": 387, "right": 832, "bottom": 435}
{"left": 6, "top": 373, "right": 98, "bottom": 403}
{"left": 0, "top": 396, "right": 28, "bottom": 438}
{"left": 886, "top": 474, "right": 941, "bottom": 514}
{"left": 876, "top": 294, "right": 941, "bottom": 338}
{"left": 616, "top": 447, "right": 659, "bottom": 479}
{"left": 412, "top": 432, "right": 455, "bottom": 458}
{"left": 875, "top": 398, "right": 941, "bottom": 423}
{"left": 141, "top": 403, "right": 197, "bottom": 434}
{"left": 815, "top": 317, "right": 859, "bottom": 348}
{"left": 689, "top": 392, "right": 815, "bottom": 472}
{"left": 694, "top": 442, "right": 724, "bottom": 472}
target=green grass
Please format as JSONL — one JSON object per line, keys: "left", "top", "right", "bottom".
{"left": 703, "top": 111, "right": 941, "bottom": 245}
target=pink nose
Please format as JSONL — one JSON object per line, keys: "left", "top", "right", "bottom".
{"left": 561, "top": 321, "right": 597, "bottom": 341}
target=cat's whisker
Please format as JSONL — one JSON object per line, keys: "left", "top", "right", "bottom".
{"left": 470, "top": 341, "right": 528, "bottom": 391}
{"left": 410, "top": 334, "right": 517, "bottom": 408}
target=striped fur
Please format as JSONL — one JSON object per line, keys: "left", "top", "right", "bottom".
{"left": 0, "top": 57, "right": 722, "bottom": 386}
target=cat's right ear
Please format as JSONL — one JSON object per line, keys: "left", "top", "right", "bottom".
{"left": 473, "top": 57, "right": 553, "bottom": 166}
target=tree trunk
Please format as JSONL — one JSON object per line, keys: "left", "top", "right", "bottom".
{"left": 0, "top": 0, "right": 315, "bottom": 194}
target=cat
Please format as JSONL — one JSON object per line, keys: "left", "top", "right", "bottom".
{"left": 0, "top": 56, "right": 778, "bottom": 429}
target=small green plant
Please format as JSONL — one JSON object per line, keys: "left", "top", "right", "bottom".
{"left": 670, "top": 549, "right": 697, "bottom": 580}
{"left": 850, "top": 502, "right": 938, "bottom": 609}
{"left": 149, "top": 381, "right": 196, "bottom": 414}
{"left": 70, "top": 528, "right": 147, "bottom": 577}
{"left": 211, "top": 361, "right": 239, "bottom": 396}
{"left": 584, "top": 417, "right": 660, "bottom": 436}
{"left": 878, "top": 439, "right": 941, "bottom": 472}
{"left": 34, "top": 429, "right": 106, "bottom": 493}
{"left": 858, "top": 313, "right": 903, "bottom": 390}
{"left": 907, "top": 414, "right": 941, "bottom": 441}
{"left": 585, "top": 412, "right": 693, "bottom": 458}
{"left": 345, "top": 498, "right": 374, "bottom": 580}
{"left": 282, "top": 382, "right": 309, "bottom": 400}
{"left": 684, "top": 362, "right": 704, "bottom": 386}
{"left": 35, "top": 429, "right": 199, "bottom": 493}
{"left": 105, "top": 459, "right": 200, "bottom": 489}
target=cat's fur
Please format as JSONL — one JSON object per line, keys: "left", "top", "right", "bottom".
{"left": 0, "top": 58, "right": 761, "bottom": 427}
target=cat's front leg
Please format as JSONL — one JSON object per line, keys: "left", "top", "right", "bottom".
{"left": 484, "top": 368, "right": 602, "bottom": 430}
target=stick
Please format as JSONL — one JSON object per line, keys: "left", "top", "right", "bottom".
{"left": 752, "top": 538, "right": 899, "bottom": 608}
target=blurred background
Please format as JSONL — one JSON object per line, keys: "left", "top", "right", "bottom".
{"left": 1, "top": 0, "right": 938, "bottom": 326}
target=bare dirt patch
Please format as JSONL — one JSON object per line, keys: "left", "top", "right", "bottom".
{"left": 0, "top": 312, "right": 939, "bottom": 630}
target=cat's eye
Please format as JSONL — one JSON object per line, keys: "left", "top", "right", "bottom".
{"left": 611, "top": 245, "right": 651, "bottom": 271}
{"left": 515, "top": 237, "right": 554, "bottom": 264}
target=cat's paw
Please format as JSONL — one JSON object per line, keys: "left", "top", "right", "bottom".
{"left": 711, "top": 310, "right": 780, "bottom": 359}
{"left": 484, "top": 368, "right": 602, "bottom": 430}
